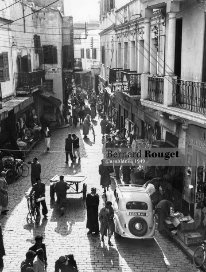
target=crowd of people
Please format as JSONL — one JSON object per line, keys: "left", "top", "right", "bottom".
{"left": 0, "top": 86, "right": 176, "bottom": 271}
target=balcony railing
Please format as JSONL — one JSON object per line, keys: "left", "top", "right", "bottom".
{"left": 122, "top": 71, "right": 141, "bottom": 96}
{"left": 74, "top": 58, "right": 82, "bottom": 71}
{"left": 108, "top": 68, "right": 122, "bottom": 83}
{"left": 148, "top": 76, "right": 164, "bottom": 104}
{"left": 172, "top": 79, "right": 206, "bottom": 115}
{"left": 16, "top": 70, "right": 45, "bottom": 91}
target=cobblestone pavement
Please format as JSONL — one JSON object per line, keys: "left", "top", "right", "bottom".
{"left": 0, "top": 117, "right": 199, "bottom": 272}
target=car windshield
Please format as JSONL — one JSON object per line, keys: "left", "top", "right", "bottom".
{"left": 126, "top": 201, "right": 148, "bottom": 210}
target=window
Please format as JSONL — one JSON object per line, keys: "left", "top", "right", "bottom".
{"left": 81, "top": 48, "right": 84, "bottom": 58}
{"left": 43, "top": 45, "right": 57, "bottom": 64}
{"left": 126, "top": 201, "right": 148, "bottom": 210}
{"left": 86, "top": 48, "right": 90, "bottom": 59}
{"left": 92, "top": 48, "right": 97, "bottom": 59}
{"left": 101, "top": 46, "right": 105, "bottom": 64}
{"left": 0, "top": 52, "right": 9, "bottom": 82}
{"left": 34, "top": 35, "right": 41, "bottom": 54}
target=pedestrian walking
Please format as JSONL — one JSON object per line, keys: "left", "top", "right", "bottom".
{"left": 100, "top": 116, "right": 108, "bottom": 136}
{"left": 72, "top": 134, "right": 80, "bottom": 160}
{"left": 122, "top": 166, "right": 131, "bottom": 184}
{"left": 30, "top": 179, "right": 48, "bottom": 220}
{"left": 99, "top": 201, "right": 115, "bottom": 246}
{"left": 99, "top": 160, "right": 111, "bottom": 194}
{"left": 55, "top": 254, "right": 78, "bottom": 272}
{"left": 65, "top": 134, "right": 74, "bottom": 164}
{"left": 78, "top": 107, "right": 85, "bottom": 125}
{"left": 30, "top": 158, "right": 41, "bottom": 187}
{"left": 33, "top": 248, "right": 46, "bottom": 272}
{"left": 0, "top": 224, "right": 5, "bottom": 270}
{"left": 90, "top": 102, "right": 96, "bottom": 120}
{"left": 0, "top": 171, "right": 9, "bottom": 215}
{"left": 20, "top": 250, "right": 36, "bottom": 272}
{"left": 29, "top": 235, "right": 47, "bottom": 268}
{"left": 44, "top": 127, "right": 51, "bottom": 152}
{"left": 156, "top": 199, "right": 174, "bottom": 233}
{"left": 83, "top": 114, "right": 91, "bottom": 139}
{"left": 55, "top": 175, "right": 70, "bottom": 216}
{"left": 86, "top": 188, "right": 99, "bottom": 235}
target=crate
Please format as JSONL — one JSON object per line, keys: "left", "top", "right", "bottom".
{"left": 177, "top": 230, "right": 203, "bottom": 246}
{"left": 179, "top": 221, "right": 196, "bottom": 232}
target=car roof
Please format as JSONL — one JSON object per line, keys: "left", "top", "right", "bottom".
{"left": 116, "top": 185, "right": 150, "bottom": 201}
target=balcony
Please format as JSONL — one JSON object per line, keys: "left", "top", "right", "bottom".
{"left": 148, "top": 76, "right": 164, "bottom": 104}
{"left": 172, "top": 79, "right": 206, "bottom": 115}
{"left": 108, "top": 68, "right": 122, "bottom": 84}
{"left": 16, "top": 70, "right": 45, "bottom": 94}
{"left": 121, "top": 71, "right": 141, "bottom": 96}
{"left": 74, "top": 58, "right": 82, "bottom": 71}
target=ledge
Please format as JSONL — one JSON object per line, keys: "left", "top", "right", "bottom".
{"left": 141, "top": 99, "right": 206, "bottom": 125}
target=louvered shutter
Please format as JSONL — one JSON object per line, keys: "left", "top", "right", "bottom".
{"left": 0, "top": 54, "right": 4, "bottom": 82}
{"left": 28, "top": 54, "right": 31, "bottom": 72}
{"left": 2, "top": 52, "right": 9, "bottom": 81}
{"left": 52, "top": 46, "right": 57, "bottom": 64}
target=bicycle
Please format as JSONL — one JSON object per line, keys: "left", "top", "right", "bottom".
{"left": 25, "top": 191, "right": 40, "bottom": 225}
{"left": 193, "top": 240, "right": 206, "bottom": 269}
{"left": 15, "top": 159, "right": 29, "bottom": 178}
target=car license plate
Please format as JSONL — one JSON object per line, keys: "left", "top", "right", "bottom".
{"left": 129, "top": 212, "right": 146, "bottom": 216}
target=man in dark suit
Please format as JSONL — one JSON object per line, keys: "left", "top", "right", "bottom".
{"left": 65, "top": 134, "right": 73, "bottom": 164}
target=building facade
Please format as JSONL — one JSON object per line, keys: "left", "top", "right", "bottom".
{"left": 99, "top": 0, "right": 206, "bottom": 222}
{"left": 0, "top": 0, "right": 73, "bottom": 153}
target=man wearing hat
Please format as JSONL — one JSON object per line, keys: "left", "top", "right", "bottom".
{"left": 30, "top": 158, "right": 41, "bottom": 187}
{"left": 29, "top": 235, "right": 47, "bottom": 268}
{"left": 55, "top": 176, "right": 70, "bottom": 216}
{"left": 55, "top": 254, "right": 78, "bottom": 271}
{"left": 86, "top": 188, "right": 99, "bottom": 235}
{"left": 20, "top": 250, "right": 36, "bottom": 272}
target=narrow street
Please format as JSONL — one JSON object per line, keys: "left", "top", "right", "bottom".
{"left": 1, "top": 117, "right": 199, "bottom": 272}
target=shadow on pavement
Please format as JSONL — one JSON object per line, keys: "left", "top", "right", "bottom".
{"left": 87, "top": 235, "right": 121, "bottom": 272}
{"left": 83, "top": 137, "right": 93, "bottom": 146}
{"left": 115, "top": 237, "right": 169, "bottom": 271}
{"left": 50, "top": 197, "right": 86, "bottom": 237}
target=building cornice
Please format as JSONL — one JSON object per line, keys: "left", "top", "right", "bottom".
{"left": 99, "top": 23, "right": 115, "bottom": 36}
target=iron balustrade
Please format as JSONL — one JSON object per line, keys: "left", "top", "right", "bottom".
{"left": 173, "top": 79, "right": 206, "bottom": 114}
{"left": 148, "top": 76, "right": 164, "bottom": 104}
{"left": 108, "top": 68, "right": 122, "bottom": 83}
{"left": 121, "top": 71, "right": 141, "bottom": 96}
{"left": 16, "top": 70, "right": 45, "bottom": 91}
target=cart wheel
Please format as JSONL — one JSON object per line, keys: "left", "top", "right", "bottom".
{"left": 82, "top": 183, "right": 87, "bottom": 200}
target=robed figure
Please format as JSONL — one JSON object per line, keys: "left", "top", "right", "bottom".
{"left": 86, "top": 188, "right": 99, "bottom": 235}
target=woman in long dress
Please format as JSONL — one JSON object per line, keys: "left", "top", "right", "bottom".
{"left": 83, "top": 114, "right": 91, "bottom": 139}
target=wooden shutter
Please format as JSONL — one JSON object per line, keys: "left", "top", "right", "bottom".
{"left": 52, "top": 46, "right": 57, "bottom": 64}
{"left": 2, "top": 52, "right": 9, "bottom": 81}
{"left": 101, "top": 46, "right": 105, "bottom": 64}
{"left": 0, "top": 54, "right": 4, "bottom": 82}
{"left": 28, "top": 54, "right": 31, "bottom": 72}
{"left": 92, "top": 48, "right": 97, "bottom": 59}
{"left": 81, "top": 48, "right": 84, "bottom": 58}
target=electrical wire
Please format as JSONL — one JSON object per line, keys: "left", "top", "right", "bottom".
{"left": 0, "top": 0, "right": 60, "bottom": 28}
{"left": 0, "top": 0, "right": 21, "bottom": 12}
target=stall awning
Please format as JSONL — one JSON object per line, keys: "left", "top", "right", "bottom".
{"left": 2, "top": 96, "right": 34, "bottom": 114}
{"left": 144, "top": 114, "right": 158, "bottom": 127}
{"left": 40, "top": 92, "right": 61, "bottom": 107}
